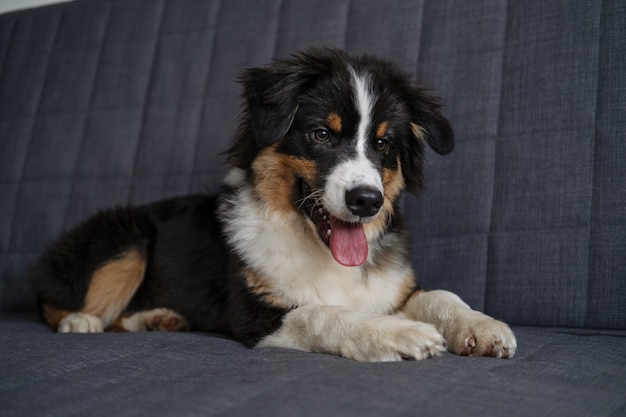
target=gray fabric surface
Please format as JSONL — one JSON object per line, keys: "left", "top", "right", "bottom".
{"left": 2, "top": 313, "right": 625, "bottom": 417}
{"left": 405, "top": 0, "right": 626, "bottom": 329}
{"left": 0, "top": 1, "right": 625, "bottom": 416}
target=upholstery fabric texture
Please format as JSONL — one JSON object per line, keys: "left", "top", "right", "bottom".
{"left": 0, "top": 0, "right": 624, "bottom": 416}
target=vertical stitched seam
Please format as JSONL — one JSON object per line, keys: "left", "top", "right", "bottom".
{"left": 0, "top": 15, "right": 18, "bottom": 310}
{"left": 187, "top": 0, "right": 223, "bottom": 194}
{"left": 584, "top": 1, "right": 604, "bottom": 329}
{"left": 126, "top": 0, "right": 167, "bottom": 204}
{"left": 410, "top": 0, "right": 427, "bottom": 287}
{"left": 271, "top": 0, "right": 286, "bottom": 56}
{"left": 414, "top": 0, "right": 426, "bottom": 78}
{"left": 0, "top": 17, "right": 17, "bottom": 90}
{"left": 10, "top": 10, "right": 64, "bottom": 207}
{"left": 61, "top": 3, "right": 113, "bottom": 230}
{"left": 484, "top": 0, "right": 509, "bottom": 315}
{"left": 341, "top": 0, "right": 351, "bottom": 50}
{"left": 2, "top": 6, "right": 64, "bottom": 309}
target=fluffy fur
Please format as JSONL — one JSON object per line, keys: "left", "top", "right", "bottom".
{"left": 29, "top": 48, "right": 516, "bottom": 361}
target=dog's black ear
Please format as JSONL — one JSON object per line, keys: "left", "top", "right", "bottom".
{"left": 239, "top": 47, "right": 346, "bottom": 148}
{"left": 407, "top": 88, "right": 454, "bottom": 155}
{"left": 401, "top": 88, "right": 454, "bottom": 193}
{"left": 240, "top": 49, "right": 340, "bottom": 148}
{"left": 239, "top": 67, "right": 305, "bottom": 148}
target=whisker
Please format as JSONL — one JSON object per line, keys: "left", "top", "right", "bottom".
{"left": 382, "top": 174, "right": 398, "bottom": 185}
{"left": 295, "top": 189, "right": 323, "bottom": 212}
{"left": 309, "top": 196, "right": 325, "bottom": 219}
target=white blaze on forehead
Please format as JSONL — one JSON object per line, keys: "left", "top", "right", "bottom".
{"left": 321, "top": 68, "right": 383, "bottom": 223}
{"left": 350, "top": 68, "right": 375, "bottom": 157}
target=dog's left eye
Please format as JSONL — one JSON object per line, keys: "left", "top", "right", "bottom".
{"left": 312, "top": 129, "right": 331, "bottom": 143}
{"left": 375, "top": 138, "right": 390, "bottom": 153}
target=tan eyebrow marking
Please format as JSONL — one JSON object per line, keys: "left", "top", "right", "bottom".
{"left": 327, "top": 112, "right": 342, "bottom": 133}
{"left": 376, "top": 121, "right": 388, "bottom": 138}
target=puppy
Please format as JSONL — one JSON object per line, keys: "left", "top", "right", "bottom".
{"left": 29, "top": 48, "right": 516, "bottom": 361}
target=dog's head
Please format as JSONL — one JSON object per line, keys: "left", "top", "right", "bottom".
{"left": 228, "top": 48, "right": 453, "bottom": 267}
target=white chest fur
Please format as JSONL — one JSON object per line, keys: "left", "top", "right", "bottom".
{"left": 220, "top": 175, "right": 409, "bottom": 314}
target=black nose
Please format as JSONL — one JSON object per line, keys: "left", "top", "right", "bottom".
{"left": 345, "top": 188, "right": 384, "bottom": 218}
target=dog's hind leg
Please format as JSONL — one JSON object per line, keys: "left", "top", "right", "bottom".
{"left": 55, "top": 248, "right": 147, "bottom": 333}
{"left": 108, "top": 308, "right": 190, "bottom": 332}
{"left": 29, "top": 207, "right": 156, "bottom": 333}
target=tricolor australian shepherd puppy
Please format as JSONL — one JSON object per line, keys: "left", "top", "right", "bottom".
{"left": 29, "top": 48, "right": 516, "bottom": 361}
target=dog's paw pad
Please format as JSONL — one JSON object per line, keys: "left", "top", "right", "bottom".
{"left": 58, "top": 313, "right": 104, "bottom": 333}
{"left": 146, "top": 309, "right": 189, "bottom": 332}
{"left": 455, "top": 317, "right": 517, "bottom": 359}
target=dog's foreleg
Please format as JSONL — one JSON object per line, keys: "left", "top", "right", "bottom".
{"left": 257, "top": 305, "right": 446, "bottom": 362}
{"left": 402, "top": 290, "right": 517, "bottom": 358}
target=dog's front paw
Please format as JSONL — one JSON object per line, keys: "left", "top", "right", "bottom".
{"left": 350, "top": 318, "right": 447, "bottom": 362}
{"left": 447, "top": 312, "right": 516, "bottom": 358}
{"left": 259, "top": 306, "right": 447, "bottom": 362}
{"left": 58, "top": 312, "right": 104, "bottom": 333}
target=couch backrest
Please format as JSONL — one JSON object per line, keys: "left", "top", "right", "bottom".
{"left": 0, "top": 0, "right": 624, "bottom": 329}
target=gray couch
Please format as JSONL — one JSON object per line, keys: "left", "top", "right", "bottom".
{"left": 1, "top": 0, "right": 625, "bottom": 416}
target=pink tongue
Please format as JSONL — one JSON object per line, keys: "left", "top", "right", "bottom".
{"left": 329, "top": 217, "right": 368, "bottom": 267}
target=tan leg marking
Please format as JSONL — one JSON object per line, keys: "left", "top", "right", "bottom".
{"left": 81, "top": 249, "right": 146, "bottom": 327}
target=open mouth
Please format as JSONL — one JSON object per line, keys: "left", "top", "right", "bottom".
{"left": 297, "top": 179, "right": 369, "bottom": 267}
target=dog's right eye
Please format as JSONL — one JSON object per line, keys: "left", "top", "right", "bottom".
{"left": 312, "top": 129, "right": 331, "bottom": 143}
